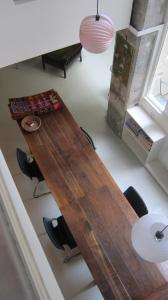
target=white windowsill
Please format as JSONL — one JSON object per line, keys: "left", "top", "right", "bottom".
{"left": 140, "top": 97, "right": 168, "bottom": 134}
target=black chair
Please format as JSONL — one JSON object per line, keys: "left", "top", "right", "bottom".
{"left": 123, "top": 186, "right": 148, "bottom": 217}
{"left": 16, "top": 148, "right": 50, "bottom": 198}
{"left": 80, "top": 127, "right": 96, "bottom": 150}
{"left": 43, "top": 216, "right": 80, "bottom": 263}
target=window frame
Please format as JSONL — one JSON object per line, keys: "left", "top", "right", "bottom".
{"left": 139, "top": 22, "right": 168, "bottom": 133}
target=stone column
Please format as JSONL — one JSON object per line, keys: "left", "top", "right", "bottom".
{"left": 107, "top": 0, "right": 168, "bottom": 137}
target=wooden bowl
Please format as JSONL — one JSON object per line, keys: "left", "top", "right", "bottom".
{"left": 21, "top": 115, "right": 41, "bottom": 132}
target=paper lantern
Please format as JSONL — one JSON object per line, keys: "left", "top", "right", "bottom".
{"left": 79, "top": 14, "right": 114, "bottom": 54}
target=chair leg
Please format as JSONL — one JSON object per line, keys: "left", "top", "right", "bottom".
{"left": 42, "top": 57, "right": 45, "bottom": 70}
{"left": 33, "top": 181, "right": 51, "bottom": 198}
{"left": 63, "top": 67, "right": 66, "bottom": 79}
{"left": 80, "top": 53, "right": 82, "bottom": 62}
{"left": 63, "top": 245, "right": 80, "bottom": 263}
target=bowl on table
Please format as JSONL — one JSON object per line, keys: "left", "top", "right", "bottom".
{"left": 21, "top": 115, "right": 41, "bottom": 132}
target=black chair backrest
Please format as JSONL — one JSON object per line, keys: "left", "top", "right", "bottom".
{"left": 43, "top": 216, "right": 77, "bottom": 250}
{"left": 57, "top": 216, "right": 77, "bottom": 249}
{"left": 80, "top": 127, "right": 96, "bottom": 150}
{"left": 123, "top": 186, "right": 148, "bottom": 218}
{"left": 43, "top": 217, "right": 64, "bottom": 250}
{"left": 16, "top": 148, "right": 44, "bottom": 181}
{"left": 16, "top": 148, "right": 32, "bottom": 179}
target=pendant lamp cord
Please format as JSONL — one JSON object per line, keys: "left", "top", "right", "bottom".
{"left": 96, "top": 0, "right": 100, "bottom": 21}
{"left": 160, "top": 224, "right": 168, "bottom": 234}
{"left": 155, "top": 224, "right": 168, "bottom": 240}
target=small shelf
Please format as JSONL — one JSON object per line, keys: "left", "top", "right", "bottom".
{"left": 125, "top": 125, "right": 150, "bottom": 154}
{"left": 122, "top": 106, "right": 168, "bottom": 194}
{"left": 122, "top": 126, "right": 149, "bottom": 164}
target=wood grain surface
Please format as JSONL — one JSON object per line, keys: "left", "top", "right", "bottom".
{"left": 18, "top": 91, "right": 168, "bottom": 300}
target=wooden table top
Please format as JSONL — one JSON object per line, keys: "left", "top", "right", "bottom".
{"left": 18, "top": 91, "right": 168, "bottom": 300}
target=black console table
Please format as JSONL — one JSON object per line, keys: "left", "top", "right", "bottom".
{"left": 42, "top": 43, "right": 82, "bottom": 78}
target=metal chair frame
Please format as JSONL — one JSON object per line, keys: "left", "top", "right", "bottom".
{"left": 33, "top": 181, "right": 50, "bottom": 198}
{"left": 16, "top": 148, "right": 50, "bottom": 199}
{"left": 62, "top": 244, "right": 80, "bottom": 263}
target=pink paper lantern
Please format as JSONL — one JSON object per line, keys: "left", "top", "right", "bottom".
{"left": 79, "top": 14, "right": 114, "bottom": 54}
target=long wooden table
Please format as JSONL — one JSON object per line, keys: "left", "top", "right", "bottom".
{"left": 18, "top": 91, "right": 168, "bottom": 300}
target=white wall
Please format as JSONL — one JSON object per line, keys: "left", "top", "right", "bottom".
{"left": 0, "top": 0, "right": 133, "bottom": 68}
{"left": 0, "top": 150, "right": 64, "bottom": 300}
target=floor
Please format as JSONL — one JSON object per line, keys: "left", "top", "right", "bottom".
{"left": 0, "top": 44, "right": 168, "bottom": 300}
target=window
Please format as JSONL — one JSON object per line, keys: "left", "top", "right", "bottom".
{"left": 148, "top": 29, "right": 168, "bottom": 113}
{"left": 140, "top": 24, "right": 168, "bottom": 132}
